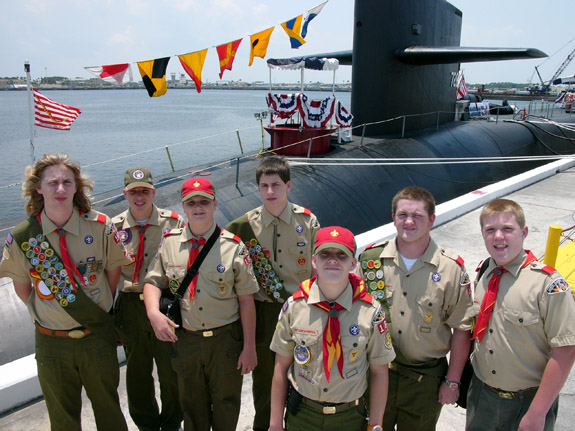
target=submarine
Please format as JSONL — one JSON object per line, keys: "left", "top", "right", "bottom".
{"left": 1, "top": 0, "right": 575, "bottom": 401}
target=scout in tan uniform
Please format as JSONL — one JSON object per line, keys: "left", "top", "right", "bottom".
{"left": 467, "top": 199, "right": 575, "bottom": 431}
{"left": 270, "top": 226, "right": 394, "bottom": 431}
{"left": 226, "top": 155, "right": 320, "bottom": 431}
{"left": 113, "top": 167, "right": 184, "bottom": 431}
{"left": 143, "top": 177, "right": 259, "bottom": 431}
{"left": 357, "top": 186, "right": 473, "bottom": 431}
{"left": 0, "top": 153, "right": 129, "bottom": 431}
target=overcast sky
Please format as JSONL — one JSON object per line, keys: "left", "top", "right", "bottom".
{"left": 2, "top": 0, "right": 574, "bottom": 85}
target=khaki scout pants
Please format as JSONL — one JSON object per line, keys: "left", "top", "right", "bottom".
{"left": 115, "top": 292, "right": 182, "bottom": 431}
{"left": 171, "top": 321, "right": 244, "bottom": 431}
{"left": 383, "top": 365, "right": 445, "bottom": 431}
{"left": 35, "top": 330, "right": 127, "bottom": 431}
{"left": 252, "top": 300, "right": 283, "bottom": 431}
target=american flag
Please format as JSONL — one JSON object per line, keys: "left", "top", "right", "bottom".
{"left": 457, "top": 76, "right": 468, "bottom": 100}
{"left": 33, "top": 89, "right": 82, "bottom": 130}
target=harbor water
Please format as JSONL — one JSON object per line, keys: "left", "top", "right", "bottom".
{"left": 0, "top": 88, "right": 351, "bottom": 222}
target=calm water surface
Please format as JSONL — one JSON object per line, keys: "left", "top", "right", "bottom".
{"left": 0, "top": 88, "right": 350, "bottom": 222}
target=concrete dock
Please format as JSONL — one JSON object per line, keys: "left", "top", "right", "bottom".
{"left": 1, "top": 163, "right": 575, "bottom": 430}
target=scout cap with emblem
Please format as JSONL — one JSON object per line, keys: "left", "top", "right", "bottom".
{"left": 181, "top": 177, "right": 215, "bottom": 202}
{"left": 314, "top": 226, "right": 356, "bottom": 258}
{"left": 124, "top": 167, "right": 155, "bottom": 190}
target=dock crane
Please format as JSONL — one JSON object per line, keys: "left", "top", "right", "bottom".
{"left": 531, "top": 44, "right": 575, "bottom": 94}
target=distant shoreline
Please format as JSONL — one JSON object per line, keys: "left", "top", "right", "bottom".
{"left": 0, "top": 84, "right": 352, "bottom": 92}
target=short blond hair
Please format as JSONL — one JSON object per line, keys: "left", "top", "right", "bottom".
{"left": 391, "top": 186, "right": 436, "bottom": 216}
{"left": 23, "top": 153, "right": 93, "bottom": 217}
{"left": 480, "top": 199, "right": 525, "bottom": 229}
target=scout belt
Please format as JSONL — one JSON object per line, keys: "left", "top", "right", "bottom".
{"left": 301, "top": 397, "right": 360, "bottom": 415}
{"left": 35, "top": 322, "right": 91, "bottom": 339}
{"left": 182, "top": 321, "right": 237, "bottom": 338}
{"left": 484, "top": 382, "right": 539, "bottom": 400}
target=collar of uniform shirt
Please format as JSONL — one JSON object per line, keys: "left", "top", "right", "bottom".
{"left": 40, "top": 208, "right": 81, "bottom": 237}
{"left": 261, "top": 202, "right": 293, "bottom": 227}
{"left": 306, "top": 279, "right": 354, "bottom": 311}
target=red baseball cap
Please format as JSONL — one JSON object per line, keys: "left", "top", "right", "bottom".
{"left": 314, "top": 226, "right": 356, "bottom": 257}
{"left": 181, "top": 178, "right": 215, "bottom": 202}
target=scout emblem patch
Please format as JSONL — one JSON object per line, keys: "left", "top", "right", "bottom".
{"left": 349, "top": 324, "right": 360, "bottom": 336}
{"left": 294, "top": 344, "right": 311, "bottom": 365}
{"left": 546, "top": 278, "right": 569, "bottom": 295}
{"left": 432, "top": 272, "right": 441, "bottom": 282}
{"left": 169, "top": 279, "right": 181, "bottom": 295}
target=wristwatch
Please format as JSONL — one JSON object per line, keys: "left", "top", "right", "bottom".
{"left": 444, "top": 378, "right": 461, "bottom": 390}
{"left": 367, "top": 425, "right": 383, "bottom": 431}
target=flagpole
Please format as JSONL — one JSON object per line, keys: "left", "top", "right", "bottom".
{"left": 24, "top": 60, "right": 35, "bottom": 163}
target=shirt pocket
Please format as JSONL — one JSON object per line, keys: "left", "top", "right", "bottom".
{"left": 417, "top": 295, "right": 443, "bottom": 329}
{"left": 502, "top": 308, "right": 540, "bottom": 336}
{"left": 165, "top": 266, "right": 186, "bottom": 283}
{"left": 292, "top": 331, "right": 322, "bottom": 366}
{"left": 342, "top": 335, "right": 368, "bottom": 370}
{"left": 206, "top": 269, "right": 235, "bottom": 297}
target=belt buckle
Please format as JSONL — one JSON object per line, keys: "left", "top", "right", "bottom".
{"left": 202, "top": 330, "right": 214, "bottom": 337}
{"left": 139, "top": 293, "right": 145, "bottom": 301}
{"left": 322, "top": 405, "right": 336, "bottom": 415}
{"left": 68, "top": 329, "right": 86, "bottom": 339}
{"left": 498, "top": 390, "right": 515, "bottom": 400}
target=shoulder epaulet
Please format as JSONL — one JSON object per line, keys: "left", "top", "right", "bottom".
{"left": 159, "top": 209, "right": 180, "bottom": 220}
{"left": 293, "top": 204, "right": 312, "bottom": 216}
{"left": 529, "top": 261, "right": 556, "bottom": 275}
{"left": 83, "top": 210, "right": 107, "bottom": 224}
{"left": 220, "top": 229, "right": 241, "bottom": 242}
{"left": 293, "top": 290, "right": 305, "bottom": 300}
{"left": 441, "top": 248, "right": 464, "bottom": 266}
{"left": 366, "top": 240, "right": 388, "bottom": 251}
{"left": 111, "top": 214, "right": 125, "bottom": 225}
{"left": 163, "top": 228, "right": 182, "bottom": 237}
{"left": 360, "top": 292, "right": 374, "bottom": 304}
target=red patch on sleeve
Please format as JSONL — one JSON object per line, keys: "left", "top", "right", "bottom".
{"left": 541, "top": 265, "right": 555, "bottom": 275}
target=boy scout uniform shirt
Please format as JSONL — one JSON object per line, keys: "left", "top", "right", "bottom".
{"left": 471, "top": 250, "right": 575, "bottom": 391}
{"left": 145, "top": 223, "right": 259, "bottom": 331}
{"left": 112, "top": 205, "right": 183, "bottom": 293}
{"left": 0, "top": 209, "right": 130, "bottom": 330}
{"left": 358, "top": 238, "right": 473, "bottom": 363}
{"left": 242, "top": 202, "right": 319, "bottom": 302}
{"left": 270, "top": 280, "right": 396, "bottom": 403}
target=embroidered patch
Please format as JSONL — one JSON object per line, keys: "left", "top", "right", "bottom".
{"left": 420, "top": 326, "right": 431, "bottom": 333}
{"left": 297, "top": 242, "right": 306, "bottom": 247}
{"left": 424, "top": 313, "right": 433, "bottom": 323}
{"left": 296, "top": 225, "right": 304, "bottom": 233}
{"left": 349, "top": 324, "right": 360, "bottom": 336}
{"left": 385, "top": 333, "right": 392, "bottom": 349}
{"left": 217, "top": 264, "right": 225, "bottom": 273}
{"left": 431, "top": 272, "right": 441, "bottom": 282}
{"left": 294, "top": 345, "right": 311, "bottom": 365}
{"left": 372, "top": 307, "right": 386, "bottom": 325}
{"left": 378, "top": 320, "right": 388, "bottom": 334}
{"left": 6, "top": 232, "right": 13, "bottom": 245}
{"left": 294, "top": 328, "right": 318, "bottom": 335}
{"left": 282, "top": 300, "right": 289, "bottom": 313}
{"left": 546, "top": 278, "right": 570, "bottom": 295}
{"left": 298, "top": 366, "right": 316, "bottom": 384}
{"left": 349, "top": 349, "right": 359, "bottom": 362}
{"left": 345, "top": 368, "right": 358, "bottom": 379}
{"left": 118, "top": 229, "right": 132, "bottom": 244}
{"left": 460, "top": 271, "right": 471, "bottom": 286}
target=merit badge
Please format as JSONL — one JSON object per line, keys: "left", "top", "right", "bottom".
{"left": 374, "top": 260, "right": 382, "bottom": 269}
{"left": 349, "top": 349, "right": 359, "bottom": 362}
{"left": 349, "top": 324, "right": 360, "bottom": 336}
{"left": 377, "top": 280, "right": 385, "bottom": 290}
{"left": 431, "top": 272, "right": 441, "bottom": 282}
{"left": 217, "top": 264, "right": 225, "bottom": 273}
{"left": 367, "top": 260, "right": 375, "bottom": 269}
{"left": 21, "top": 242, "right": 31, "bottom": 251}
{"left": 84, "top": 235, "right": 94, "bottom": 245}
{"left": 29, "top": 237, "right": 37, "bottom": 247}
{"left": 546, "top": 278, "right": 570, "bottom": 295}
{"left": 361, "top": 261, "right": 368, "bottom": 270}
{"left": 294, "top": 344, "right": 311, "bottom": 365}
{"left": 40, "top": 241, "right": 49, "bottom": 250}
{"left": 367, "top": 272, "right": 376, "bottom": 281}
{"left": 296, "top": 225, "right": 304, "bottom": 233}
{"left": 67, "top": 294, "right": 76, "bottom": 303}
{"left": 376, "top": 269, "right": 384, "bottom": 280}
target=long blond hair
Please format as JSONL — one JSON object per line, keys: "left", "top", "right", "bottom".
{"left": 23, "top": 153, "right": 94, "bottom": 216}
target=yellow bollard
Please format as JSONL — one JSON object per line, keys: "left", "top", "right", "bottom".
{"left": 543, "top": 225, "right": 562, "bottom": 267}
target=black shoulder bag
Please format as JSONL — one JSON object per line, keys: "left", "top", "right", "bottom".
{"left": 456, "top": 257, "right": 490, "bottom": 408}
{"left": 159, "top": 226, "right": 221, "bottom": 326}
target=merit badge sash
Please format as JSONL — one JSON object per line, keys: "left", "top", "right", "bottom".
{"left": 11, "top": 216, "right": 117, "bottom": 347}
{"left": 226, "top": 215, "right": 289, "bottom": 304}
